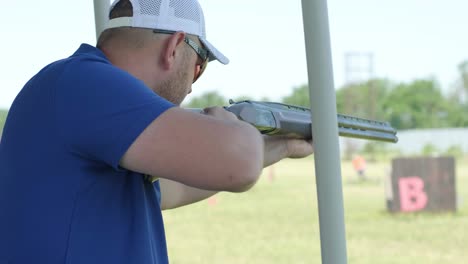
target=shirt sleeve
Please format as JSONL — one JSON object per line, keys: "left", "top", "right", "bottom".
{"left": 55, "top": 57, "right": 175, "bottom": 170}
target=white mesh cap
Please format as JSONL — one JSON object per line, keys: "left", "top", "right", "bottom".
{"left": 105, "top": 0, "right": 229, "bottom": 64}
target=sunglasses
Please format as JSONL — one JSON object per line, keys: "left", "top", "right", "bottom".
{"left": 153, "top": 29, "right": 209, "bottom": 83}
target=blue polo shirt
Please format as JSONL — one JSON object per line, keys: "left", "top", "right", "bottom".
{"left": 0, "top": 44, "right": 174, "bottom": 264}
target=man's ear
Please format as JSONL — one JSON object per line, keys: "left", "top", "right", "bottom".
{"left": 160, "top": 31, "right": 186, "bottom": 70}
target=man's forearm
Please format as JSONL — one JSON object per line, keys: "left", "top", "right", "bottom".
{"left": 159, "top": 178, "right": 218, "bottom": 210}
{"left": 159, "top": 136, "right": 298, "bottom": 209}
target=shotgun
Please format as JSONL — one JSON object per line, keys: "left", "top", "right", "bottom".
{"left": 192, "top": 99, "right": 398, "bottom": 143}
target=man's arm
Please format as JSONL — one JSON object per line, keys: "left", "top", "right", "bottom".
{"left": 158, "top": 135, "right": 314, "bottom": 210}
{"left": 159, "top": 178, "right": 218, "bottom": 210}
{"left": 120, "top": 107, "right": 264, "bottom": 192}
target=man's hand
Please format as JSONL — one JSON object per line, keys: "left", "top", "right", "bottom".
{"left": 284, "top": 138, "right": 314, "bottom": 159}
{"left": 200, "top": 107, "right": 313, "bottom": 166}
{"left": 202, "top": 106, "right": 239, "bottom": 121}
{"left": 263, "top": 136, "right": 313, "bottom": 167}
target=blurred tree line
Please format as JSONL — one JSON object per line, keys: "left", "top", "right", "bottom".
{"left": 185, "top": 60, "right": 468, "bottom": 130}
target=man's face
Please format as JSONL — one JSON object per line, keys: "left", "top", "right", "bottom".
{"left": 149, "top": 32, "right": 210, "bottom": 105}
{"left": 154, "top": 48, "right": 194, "bottom": 105}
{"left": 155, "top": 35, "right": 209, "bottom": 105}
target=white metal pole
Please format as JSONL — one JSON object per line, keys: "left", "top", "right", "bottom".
{"left": 301, "top": 0, "right": 348, "bottom": 263}
{"left": 94, "top": 0, "right": 110, "bottom": 41}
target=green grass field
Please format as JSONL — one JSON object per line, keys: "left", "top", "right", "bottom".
{"left": 163, "top": 156, "right": 468, "bottom": 264}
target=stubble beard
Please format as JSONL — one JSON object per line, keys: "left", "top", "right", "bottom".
{"left": 155, "top": 67, "right": 191, "bottom": 105}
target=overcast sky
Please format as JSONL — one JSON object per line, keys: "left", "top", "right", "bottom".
{"left": 1, "top": 0, "right": 467, "bottom": 109}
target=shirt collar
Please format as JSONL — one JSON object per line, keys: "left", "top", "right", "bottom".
{"left": 71, "top": 43, "right": 108, "bottom": 61}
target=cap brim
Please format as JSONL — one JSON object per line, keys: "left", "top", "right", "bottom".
{"left": 200, "top": 38, "right": 229, "bottom": 65}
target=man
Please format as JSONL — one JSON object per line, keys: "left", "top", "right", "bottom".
{"left": 352, "top": 154, "right": 367, "bottom": 181}
{"left": 0, "top": 0, "right": 313, "bottom": 263}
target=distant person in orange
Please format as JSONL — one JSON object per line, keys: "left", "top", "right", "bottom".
{"left": 352, "top": 155, "right": 367, "bottom": 180}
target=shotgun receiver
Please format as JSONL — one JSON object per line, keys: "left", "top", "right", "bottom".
{"left": 194, "top": 99, "right": 398, "bottom": 143}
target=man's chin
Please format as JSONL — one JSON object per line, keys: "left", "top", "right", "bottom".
{"left": 175, "top": 94, "right": 189, "bottom": 106}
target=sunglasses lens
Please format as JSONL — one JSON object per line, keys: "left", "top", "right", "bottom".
{"left": 193, "top": 59, "right": 208, "bottom": 83}
{"left": 199, "top": 60, "right": 208, "bottom": 76}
